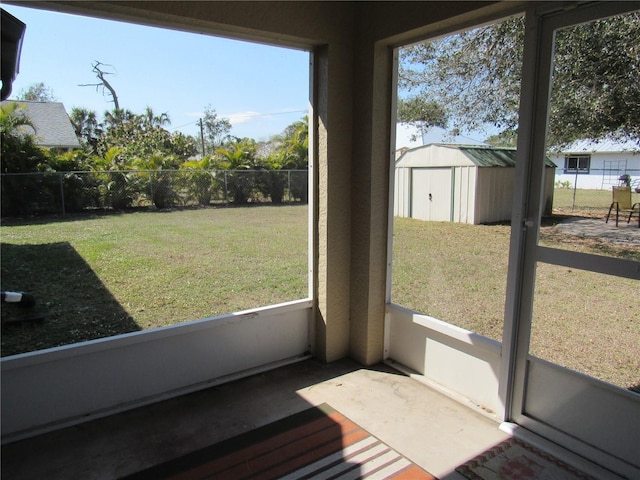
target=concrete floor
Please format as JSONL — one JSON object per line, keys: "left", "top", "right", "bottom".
{"left": 0, "top": 358, "right": 612, "bottom": 480}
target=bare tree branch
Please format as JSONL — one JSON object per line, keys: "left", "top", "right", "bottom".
{"left": 79, "top": 61, "right": 120, "bottom": 111}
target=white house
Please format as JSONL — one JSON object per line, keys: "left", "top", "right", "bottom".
{"left": 548, "top": 138, "right": 640, "bottom": 190}
{"left": 395, "top": 144, "right": 556, "bottom": 224}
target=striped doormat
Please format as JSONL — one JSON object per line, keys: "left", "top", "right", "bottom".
{"left": 124, "top": 403, "right": 435, "bottom": 479}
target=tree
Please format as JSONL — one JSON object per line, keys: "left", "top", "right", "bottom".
{"left": 215, "top": 137, "right": 259, "bottom": 170}
{"left": 16, "top": 82, "right": 56, "bottom": 102}
{"left": 0, "top": 101, "right": 33, "bottom": 137}
{"left": 132, "top": 153, "right": 182, "bottom": 208}
{"left": 201, "top": 104, "right": 231, "bottom": 154}
{"left": 142, "top": 106, "right": 170, "bottom": 129}
{"left": 168, "top": 131, "right": 198, "bottom": 160}
{"left": 215, "top": 138, "right": 259, "bottom": 204}
{"left": 0, "top": 102, "right": 51, "bottom": 215}
{"left": 262, "top": 117, "right": 309, "bottom": 203}
{"left": 274, "top": 116, "right": 309, "bottom": 169}
{"left": 278, "top": 117, "right": 309, "bottom": 202}
{"left": 102, "top": 108, "right": 137, "bottom": 128}
{"left": 0, "top": 101, "right": 44, "bottom": 173}
{"left": 548, "top": 13, "right": 640, "bottom": 146}
{"left": 400, "top": 11, "right": 640, "bottom": 148}
{"left": 89, "top": 146, "right": 137, "bottom": 209}
{"left": 484, "top": 130, "right": 518, "bottom": 148}
{"left": 80, "top": 61, "right": 121, "bottom": 110}
{"left": 180, "top": 156, "right": 218, "bottom": 206}
{"left": 69, "top": 107, "right": 101, "bottom": 152}
{"left": 397, "top": 97, "right": 448, "bottom": 131}
{"left": 98, "top": 111, "right": 196, "bottom": 164}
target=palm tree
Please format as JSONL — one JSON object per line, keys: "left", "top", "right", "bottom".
{"left": 90, "top": 146, "right": 123, "bottom": 171}
{"left": 132, "top": 153, "right": 180, "bottom": 208}
{"left": 1, "top": 102, "right": 49, "bottom": 215}
{"left": 69, "top": 107, "right": 101, "bottom": 150}
{"left": 142, "top": 106, "right": 171, "bottom": 129}
{"left": 278, "top": 116, "right": 308, "bottom": 169}
{"left": 89, "top": 146, "right": 136, "bottom": 209}
{"left": 103, "top": 108, "right": 137, "bottom": 128}
{"left": 0, "top": 101, "right": 34, "bottom": 137}
{"left": 215, "top": 138, "right": 260, "bottom": 204}
{"left": 214, "top": 138, "right": 259, "bottom": 169}
{"left": 259, "top": 151, "right": 293, "bottom": 203}
{"left": 181, "top": 156, "right": 217, "bottom": 206}
{"left": 273, "top": 116, "right": 309, "bottom": 202}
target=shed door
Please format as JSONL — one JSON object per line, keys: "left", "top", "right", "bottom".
{"left": 411, "top": 168, "right": 452, "bottom": 221}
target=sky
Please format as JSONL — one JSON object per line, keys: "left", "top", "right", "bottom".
{"left": 2, "top": 4, "right": 310, "bottom": 141}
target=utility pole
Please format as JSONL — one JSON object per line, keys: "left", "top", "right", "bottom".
{"left": 198, "top": 118, "right": 206, "bottom": 157}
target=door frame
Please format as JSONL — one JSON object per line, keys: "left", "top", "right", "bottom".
{"left": 501, "top": 2, "right": 640, "bottom": 477}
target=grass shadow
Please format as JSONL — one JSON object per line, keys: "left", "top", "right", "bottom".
{"left": 1, "top": 242, "right": 140, "bottom": 356}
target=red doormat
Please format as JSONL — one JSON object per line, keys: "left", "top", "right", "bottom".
{"left": 123, "top": 403, "right": 435, "bottom": 479}
{"left": 455, "top": 437, "right": 595, "bottom": 480}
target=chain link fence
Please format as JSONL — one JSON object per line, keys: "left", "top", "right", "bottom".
{"left": 4, "top": 167, "right": 638, "bottom": 219}
{"left": 1, "top": 169, "right": 308, "bottom": 217}
{"left": 552, "top": 168, "right": 640, "bottom": 216}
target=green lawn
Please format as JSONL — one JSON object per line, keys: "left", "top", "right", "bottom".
{"left": 391, "top": 216, "right": 639, "bottom": 391}
{"left": 1, "top": 203, "right": 638, "bottom": 391}
{"left": 553, "top": 186, "right": 640, "bottom": 213}
{"left": 1, "top": 206, "right": 308, "bottom": 355}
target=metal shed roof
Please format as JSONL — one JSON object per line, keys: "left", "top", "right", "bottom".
{"left": 459, "top": 146, "right": 518, "bottom": 167}
{"left": 460, "top": 146, "right": 556, "bottom": 167}
{"left": 396, "top": 144, "right": 555, "bottom": 168}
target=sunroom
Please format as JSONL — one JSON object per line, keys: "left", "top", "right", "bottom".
{"left": 1, "top": 2, "right": 638, "bottom": 479}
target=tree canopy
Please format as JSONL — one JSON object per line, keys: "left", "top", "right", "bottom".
{"left": 1, "top": 102, "right": 49, "bottom": 173}
{"left": 399, "top": 11, "right": 640, "bottom": 148}
{"left": 2, "top": 61, "right": 308, "bottom": 177}
{"left": 16, "top": 82, "right": 56, "bottom": 102}
{"left": 397, "top": 97, "right": 448, "bottom": 132}
{"left": 201, "top": 104, "right": 232, "bottom": 155}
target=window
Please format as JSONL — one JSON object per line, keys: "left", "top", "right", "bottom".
{"left": 390, "top": 15, "right": 522, "bottom": 342}
{"left": 0, "top": 5, "right": 311, "bottom": 356}
{"left": 563, "top": 154, "right": 590, "bottom": 173}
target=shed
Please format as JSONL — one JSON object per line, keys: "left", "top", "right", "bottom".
{"left": 394, "top": 144, "right": 556, "bottom": 224}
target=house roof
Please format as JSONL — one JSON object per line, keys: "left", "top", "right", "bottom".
{"left": 559, "top": 137, "right": 640, "bottom": 154}
{"left": 395, "top": 124, "right": 485, "bottom": 151}
{"left": 2, "top": 100, "right": 80, "bottom": 149}
{"left": 421, "top": 126, "right": 486, "bottom": 147}
{"left": 396, "top": 144, "right": 556, "bottom": 168}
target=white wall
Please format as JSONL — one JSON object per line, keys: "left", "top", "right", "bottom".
{"left": 524, "top": 358, "right": 640, "bottom": 477}
{"left": 475, "top": 167, "right": 515, "bottom": 224}
{"left": 394, "top": 167, "right": 411, "bottom": 217}
{"left": 452, "top": 165, "right": 476, "bottom": 223}
{"left": 1, "top": 300, "right": 312, "bottom": 442}
{"left": 395, "top": 164, "right": 554, "bottom": 224}
{"left": 385, "top": 304, "right": 502, "bottom": 418}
